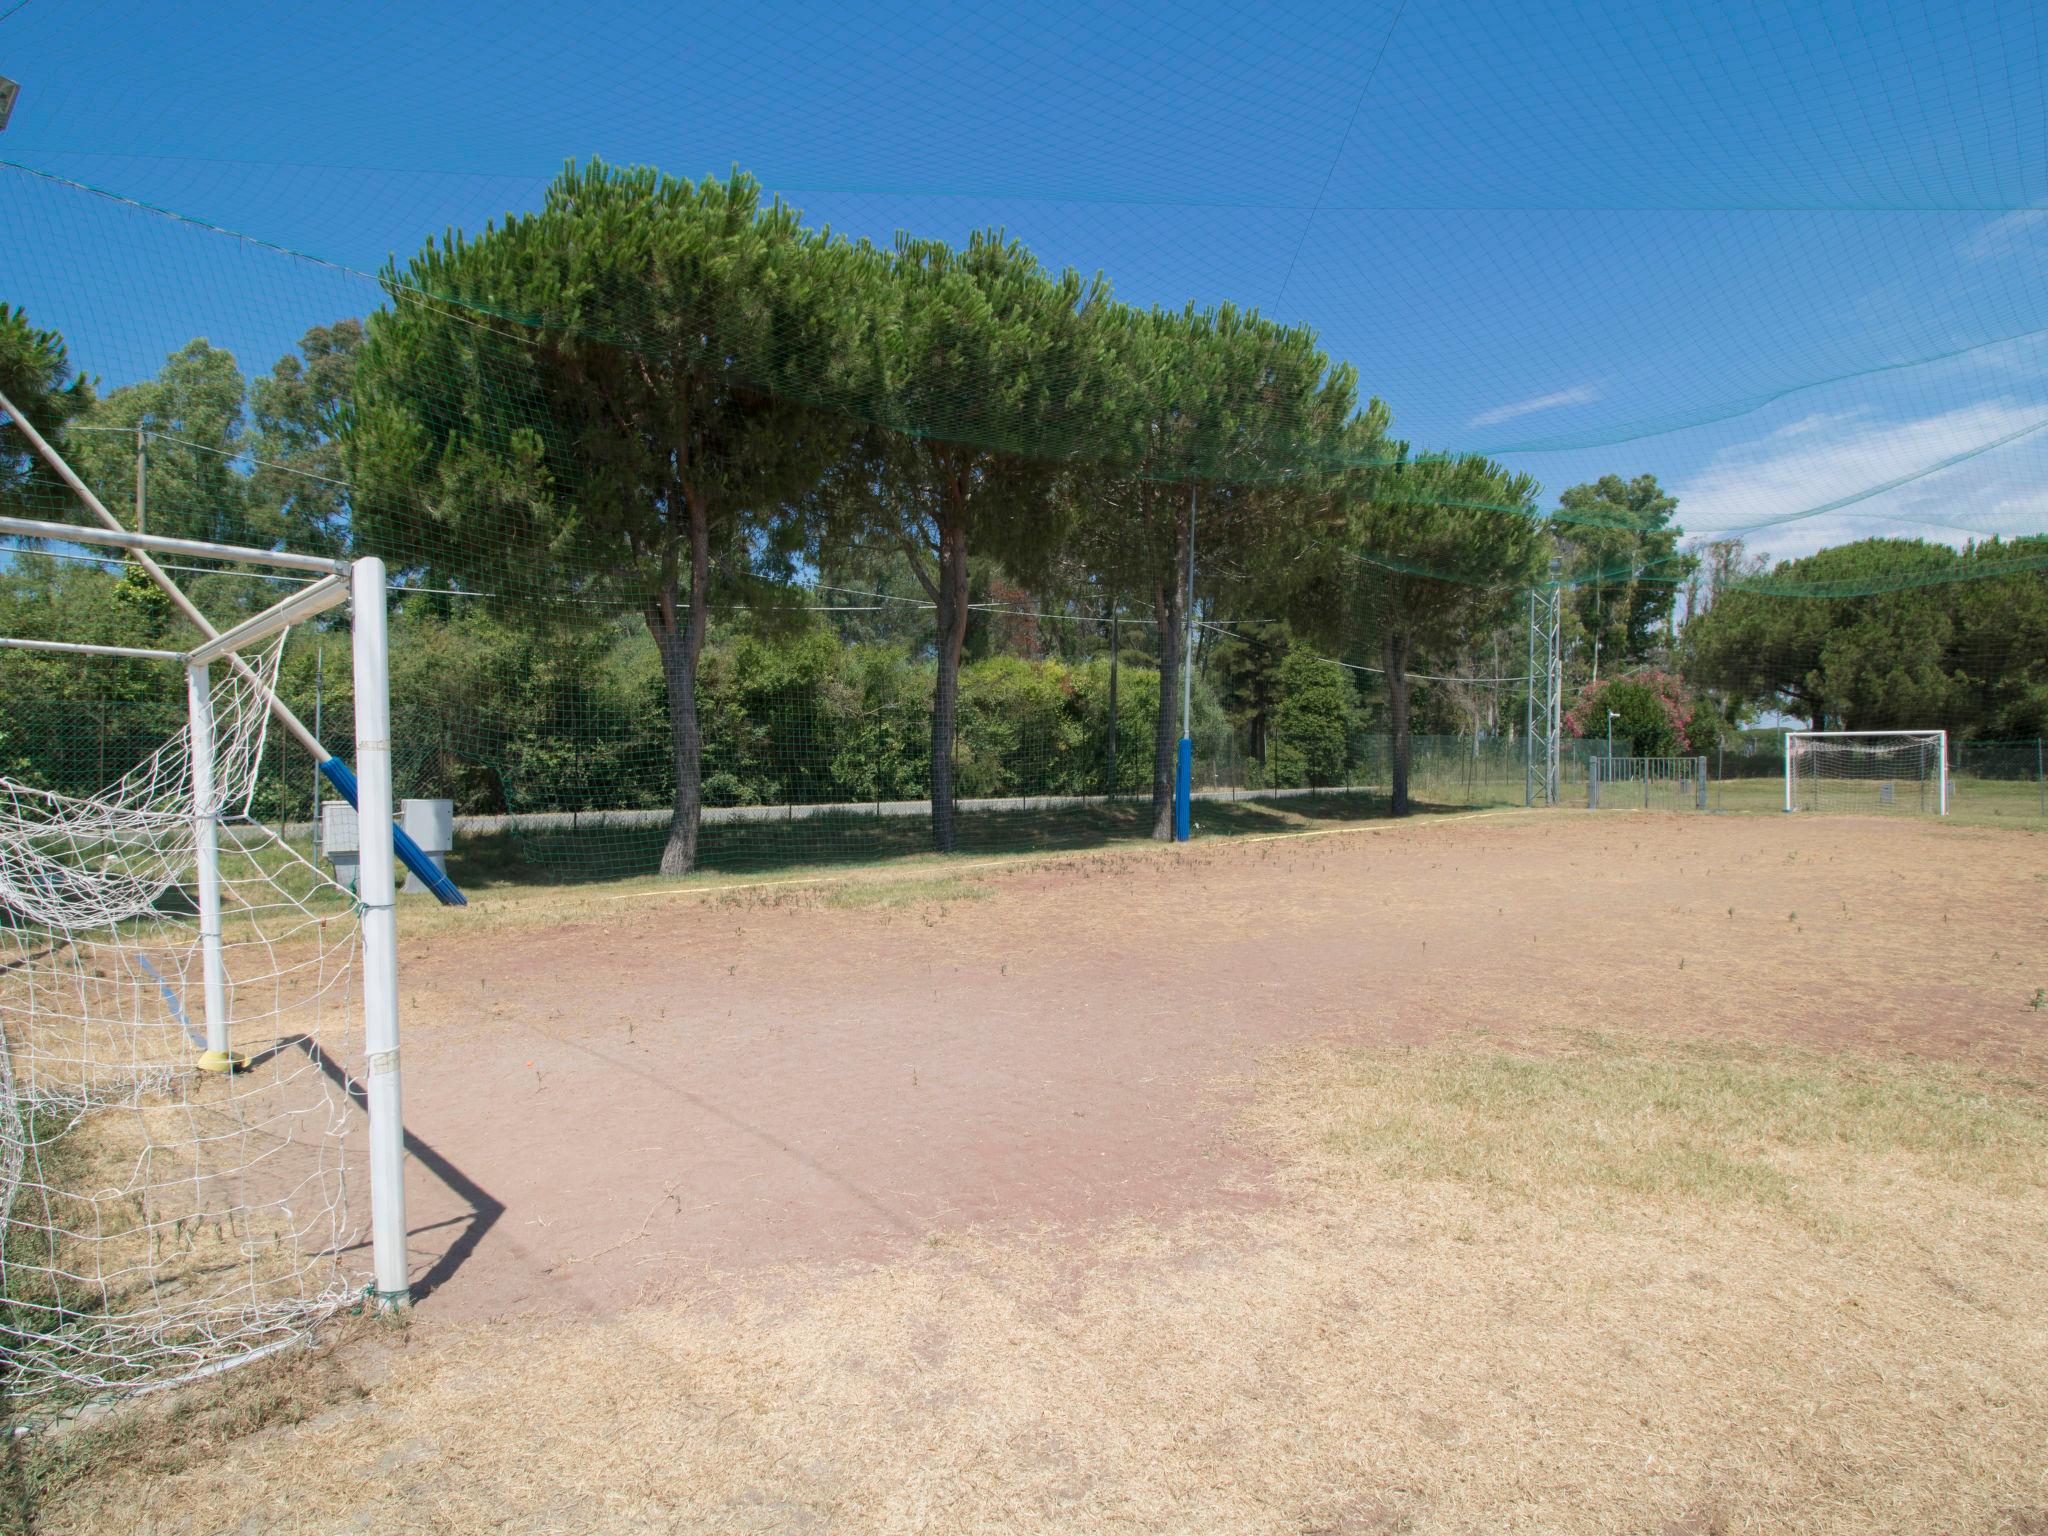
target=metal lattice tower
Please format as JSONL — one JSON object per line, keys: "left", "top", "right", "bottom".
{"left": 1525, "top": 570, "right": 1564, "bottom": 806}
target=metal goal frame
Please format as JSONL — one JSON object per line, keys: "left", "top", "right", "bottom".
{"left": 1783, "top": 730, "right": 1948, "bottom": 817}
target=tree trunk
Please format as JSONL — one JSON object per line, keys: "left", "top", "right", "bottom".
{"left": 930, "top": 519, "right": 971, "bottom": 853}
{"left": 1385, "top": 627, "right": 1412, "bottom": 818}
{"left": 651, "top": 502, "right": 711, "bottom": 877}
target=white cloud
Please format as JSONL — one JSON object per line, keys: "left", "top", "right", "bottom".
{"left": 1961, "top": 209, "right": 2048, "bottom": 264}
{"left": 1676, "top": 398, "right": 2048, "bottom": 562}
{"left": 1469, "top": 384, "right": 1600, "bottom": 428}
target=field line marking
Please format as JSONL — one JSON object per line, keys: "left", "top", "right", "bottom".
{"left": 603, "top": 807, "right": 1541, "bottom": 902}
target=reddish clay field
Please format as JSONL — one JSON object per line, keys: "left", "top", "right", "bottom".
{"left": 394, "top": 810, "right": 2047, "bottom": 1317}
{"left": 40, "top": 810, "right": 2048, "bottom": 1535}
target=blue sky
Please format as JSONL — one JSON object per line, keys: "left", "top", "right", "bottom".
{"left": 4, "top": 0, "right": 2048, "bottom": 561}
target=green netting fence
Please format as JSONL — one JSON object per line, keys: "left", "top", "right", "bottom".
{"left": 22, "top": 676, "right": 2042, "bottom": 888}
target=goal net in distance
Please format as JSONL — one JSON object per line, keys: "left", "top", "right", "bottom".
{"left": 1784, "top": 731, "right": 1948, "bottom": 816}
{"left": 0, "top": 524, "right": 412, "bottom": 1405}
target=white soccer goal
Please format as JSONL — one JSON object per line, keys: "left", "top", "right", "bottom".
{"left": 1784, "top": 730, "right": 1949, "bottom": 816}
{"left": 0, "top": 511, "right": 412, "bottom": 1404}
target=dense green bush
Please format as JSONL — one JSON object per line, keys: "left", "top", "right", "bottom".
{"left": 1268, "top": 652, "right": 1358, "bottom": 787}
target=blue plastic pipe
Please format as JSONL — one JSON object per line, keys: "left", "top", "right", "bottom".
{"left": 319, "top": 758, "right": 467, "bottom": 906}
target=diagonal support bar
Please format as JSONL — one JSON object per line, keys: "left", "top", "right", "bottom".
{"left": 186, "top": 573, "right": 351, "bottom": 668}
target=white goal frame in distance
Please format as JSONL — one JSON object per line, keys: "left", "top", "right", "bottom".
{"left": 1783, "top": 729, "right": 1949, "bottom": 817}
{"left": 0, "top": 514, "right": 412, "bottom": 1309}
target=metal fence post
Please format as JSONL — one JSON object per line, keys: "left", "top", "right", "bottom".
{"left": 1588, "top": 757, "right": 1600, "bottom": 810}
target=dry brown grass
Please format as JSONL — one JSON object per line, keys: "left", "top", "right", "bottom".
{"left": 31, "top": 1031, "right": 2048, "bottom": 1535}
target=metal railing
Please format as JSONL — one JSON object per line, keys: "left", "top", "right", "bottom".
{"left": 1588, "top": 755, "right": 1709, "bottom": 811}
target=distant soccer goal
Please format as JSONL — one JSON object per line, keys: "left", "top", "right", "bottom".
{"left": 0, "top": 515, "right": 413, "bottom": 1404}
{"left": 1784, "top": 731, "right": 1948, "bottom": 816}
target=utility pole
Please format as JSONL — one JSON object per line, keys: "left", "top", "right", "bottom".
{"left": 134, "top": 428, "right": 146, "bottom": 535}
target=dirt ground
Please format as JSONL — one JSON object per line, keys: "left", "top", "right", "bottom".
{"left": 27, "top": 808, "right": 2048, "bottom": 1534}
{"left": 386, "top": 809, "right": 2048, "bottom": 1319}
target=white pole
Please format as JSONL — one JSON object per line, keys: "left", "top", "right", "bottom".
{"left": 188, "top": 662, "right": 238, "bottom": 1073}
{"left": 135, "top": 428, "right": 146, "bottom": 535}
{"left": 0, "top": 513, "right": 344, "bottom": 575}
{"left": 0, "top": 636, "right": 182, "bottom": 661}
{"left": 352, "top": 556, "right": 411, "bottom": 1308}
{"left": 1938, "top": 730, "right": 1949, "bottom": 816}
{"left": 1783, "top": 733, "right": 1794, "bottom": 813}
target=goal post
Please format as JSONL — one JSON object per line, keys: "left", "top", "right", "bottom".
{"left": 0, "top": 529, "right": 414, "bottom": 1402}
{"left": 351, "top": 555, "right": 412, "bottom": 1309}
{"left": 1783, "top": 730, "right": 1948, "bottom": 816}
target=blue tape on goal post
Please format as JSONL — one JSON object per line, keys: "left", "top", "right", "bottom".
{"left": 318, "top": 757, "right": 469, "bottom": 907}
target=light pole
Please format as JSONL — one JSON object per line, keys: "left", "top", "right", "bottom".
{"left": 1606, "top": 708, "right": 1619, "bottom": 761}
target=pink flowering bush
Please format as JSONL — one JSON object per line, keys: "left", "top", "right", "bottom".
{"left": 1564, "top": 668, "right": 1703, "bottom": 756}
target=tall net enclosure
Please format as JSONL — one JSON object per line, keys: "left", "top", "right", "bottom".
{"left": 3, "top": 0, "right": 2047, "bottom": 896}
{"left": 0, "top": 635, "right": 366, "bottom": 1404}
{"left": 1785, "top": 731, "right": 1947, "bottom": 817}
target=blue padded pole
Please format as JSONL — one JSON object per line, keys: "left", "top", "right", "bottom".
{"left": 1175, "top": 738, "right": 1193, "bottom": 842}
{"left": 319, "top": 758, "right": 467, "bottom": 907}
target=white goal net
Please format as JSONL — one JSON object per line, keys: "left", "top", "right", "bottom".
{"left": 0, "top": 636, "right": 369, "bottom": 1403}
{"left": 1784, "top": 731, "right": 1949, "bottom": 816}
